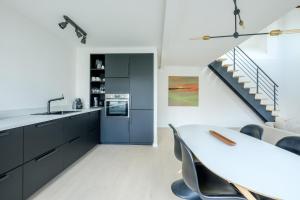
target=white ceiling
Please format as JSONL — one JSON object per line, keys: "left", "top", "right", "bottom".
{"left": 2, "top": 0, "right": 300, "bottom": 67}
{"left": 161, "top": 0, "right": 300, "bottom": 67}
{"left": 1, "top": 0, "right": 166, "bottom": 48}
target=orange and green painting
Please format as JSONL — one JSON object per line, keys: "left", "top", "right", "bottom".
{"left": 168, "top": 76, "right": 199, "bottom": 106}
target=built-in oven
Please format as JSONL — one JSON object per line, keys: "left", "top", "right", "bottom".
{"left": 105, "top": 94, "right": 130, "bottom": 117}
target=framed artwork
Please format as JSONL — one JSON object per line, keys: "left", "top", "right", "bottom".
{"left": 168, "top": 76, "right": 199, "bottom": 106}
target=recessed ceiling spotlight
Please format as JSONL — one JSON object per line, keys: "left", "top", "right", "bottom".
{"left": 58, "top": 15, "right": 87, "bottom": 45}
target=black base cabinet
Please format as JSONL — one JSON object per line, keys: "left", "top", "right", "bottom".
{"left": 101, "top": 110, "right": 129, "bottom": 144}
{"left": 0, "top": 110, "right": 101, "bottom": 200}
{"left": 61, "top": 136, "right": 86, "bottom": 169}
{"left": 0, "top": 128, "right": 23, "bottom": 175}
{"left": 23, "top": 147, "right": 64, "bottom": 199}
{"left": 24, "top": 120, "right": 63, "bottom": 162}
{"left": 130, "top": 110, "right": 154, "bottom": 145}
{"left": 0, "top": 166, "right": 22, "bottom": 200}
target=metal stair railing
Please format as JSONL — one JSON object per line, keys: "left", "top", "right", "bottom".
{"left": 224, "top": 46, "right": 279, "bottom": 111}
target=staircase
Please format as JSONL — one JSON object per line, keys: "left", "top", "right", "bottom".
{"left": 209, "top": 46, "right": 279, "bottom": 122}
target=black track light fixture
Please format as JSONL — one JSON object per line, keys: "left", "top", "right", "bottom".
{"left": 75, "top": 29, "right": 83, "bottom": 38}
{"left": 58, "top": 15, "right": 87, "bottom": 44}
{"left": 59, "top": 21, "right": 68, "bottom": 29}
{"left": 81, "top": 36, "right": 86, "bottom": 44}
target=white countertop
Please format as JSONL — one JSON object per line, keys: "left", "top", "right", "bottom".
{"left": 0, "top": 108, "right": 102, "bottom": 132}
{"left": 178, "top": 124, "right": 300, "bottom": 200}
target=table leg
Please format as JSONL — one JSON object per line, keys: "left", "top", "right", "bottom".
{"left": 234, "top": 184, "right": 257, "bottom": 200}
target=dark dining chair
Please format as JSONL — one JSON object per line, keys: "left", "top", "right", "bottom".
{"left": 240, "top": 124, "right": 263, "bottom": 140}
{"left": 169, "top": 124, "right": 199, "bottom": 199}
{"left": 276, "top": 136, "right": 300, "bottom": 156}
{"left": 179, "top": 135, "right": 246, "bottom": 200}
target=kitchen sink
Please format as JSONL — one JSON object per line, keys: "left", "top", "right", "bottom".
{"left": 32, "top": 111, "right": 80, "bottom": 115}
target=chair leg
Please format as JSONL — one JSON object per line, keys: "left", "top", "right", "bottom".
{"left": 171, "top": 179, "right": 201, "bottom": 200}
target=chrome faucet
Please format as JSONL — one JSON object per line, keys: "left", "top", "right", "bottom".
{"left": 47, "top": 94, "right": 64, "bottom": 114}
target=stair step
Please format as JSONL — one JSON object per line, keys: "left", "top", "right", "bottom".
{"left": 255, "top": 94, "right": 268, "bottom": 100}
{"left": 266, "top": 105, "right": 280, "bottom": 112}
{"left": 249, "top": 89, "right": 259, "bottom": 94}
{"left": 243, "top": 83, "right": 256, "bottom": 89}
{"left": 233, "top": 74, "right": 245, "bottom": 78}
{"left": 222, "top": 64, "right": 233, "bottom": 68}
{"left": 260, "top": 101, "right": 273, "bottom": 106}
{"left": 238, "top": 78, "right": 252, "bottom": 83}
{"left": 217, "top": 58, "right": 227, "bottom": 62}
{"left": 227, "top": 69, "right": 239, "bottom": 73}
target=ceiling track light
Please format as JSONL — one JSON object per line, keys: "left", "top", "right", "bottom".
{"left": 58, "top": 15, "right": 87, "bottom": 44}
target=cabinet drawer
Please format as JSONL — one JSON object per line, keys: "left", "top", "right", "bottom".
{"left": 86, "top": 129, "right": 98, "bottom": 151}
{"left": 63, "top": 114, "right": 88, "bottom": 143}
{"left": 24, "top": 120, "right": 63, "bottom": 162}
{"left": 0, "top": 166, "right": 22, "bottom": 200}
{"left": 0, "top": 128, "right": 23, "bottom": 174}
{"left": 61, "top": 136, "right": 86, "bottom": 169}
{"left": 88, "top": 111, "right": 100, "bottom": 132}
{"left": 101, "top": 116, "right": 129, "bottom": 144}
{"left": 23, "top": 147, "right": 63, "bottom": 199}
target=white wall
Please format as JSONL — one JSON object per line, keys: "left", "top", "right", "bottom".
{"left": 240, "top": 8, "right": 300, "bottom": 119}
{"left": 158, "top": 66, "right": 262, "bottom": 128}
{"left": 0, "top": 4, "right": 76, "bottom": 111}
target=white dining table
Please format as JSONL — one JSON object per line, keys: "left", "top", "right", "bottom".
{"left": 177, "top": 124, "right": 300, "bottom": 200}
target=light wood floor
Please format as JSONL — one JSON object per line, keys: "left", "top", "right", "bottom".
{"left": 29, "top": 128, "right": 181, "bottom": 200}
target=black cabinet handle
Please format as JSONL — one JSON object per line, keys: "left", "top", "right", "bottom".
{"left": 35, "top": 148, "right": 57, "bottom": 162}
{"left": 35, "top": 121, "right": 55, "bottom": 128}
{"left": 68, "top": 136, "right": 80, "bottom": 144}
{"left": 0, "top": 174, "right": 9, "bottom": 182}
{"left": 0, "top": 131, "right": 10, "bottom": 137}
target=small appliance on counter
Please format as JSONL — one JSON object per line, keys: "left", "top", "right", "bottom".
{"left": 93, "top": 97, "right": 99, "bottom": 107}
{"left": 72, "top": 98, "right": 83, "bottom": 109}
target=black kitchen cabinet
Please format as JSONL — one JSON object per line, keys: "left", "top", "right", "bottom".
{"left": 23, "top": 147, "right": 64, "bottom": 199}
{"left": 86, "top": 111, "right": 100, "bottom": 149}
{"left": 0, "top": 166, "right": 22, "bottom": 200}
{"left": 63, "top": 114, "right": 88, "bottom": 143}
{"left": 0, "top": 110, "right": 100, "bottom": 200}
{"left": 24, "top": 120, "right": 63, "bottom": 162}
{"left": 105, "top": 78, "right": 129, "bottom": 94}
{"left": 0, "top": 128, "right": 23, "bottom": 175}
{"left": 62, "top": 111, "right": 100, "bottom": 168}
{"left": 129, "top": 54, "right": 154, "bottom": 109}
{"left": 61, "top": 136, "right": 85, "bottom": 169}
{"left": 130, "top": 110, "right": 153, "bottom": 144}
{"left": 88, "top": 111, "right": 100, "bottom": 132}
{"left": 105, "top": 54, "right": 129, "bottom": 77}
{"left": 101, "top": 111, "right": 129, "bottom": 144}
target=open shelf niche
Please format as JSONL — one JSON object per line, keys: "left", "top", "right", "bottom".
{"left": 90, "top": 54, "right": 105, "bottom": 108}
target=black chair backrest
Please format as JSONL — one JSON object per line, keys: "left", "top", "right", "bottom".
{"left": 240, "top": 124, "right": 263, "bottom": 140}
{"left": 169, "top": 124, "right": 182, "bottom": 161}
{"left": 276, "top": 136, "right": 300, "bottom": 156}
{"left": 179, "top": 137, "right": 201, "bottom": 195}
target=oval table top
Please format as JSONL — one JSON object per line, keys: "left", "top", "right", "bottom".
{"left": 177, "top": 125, "right": 300, "bottom": 200}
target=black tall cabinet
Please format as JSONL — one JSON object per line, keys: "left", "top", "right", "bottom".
{"left": 129, "top": 54, "right": 154, "bottom": 144}
{"left": 100, "top": 53, "right": 154, "bottom": 145}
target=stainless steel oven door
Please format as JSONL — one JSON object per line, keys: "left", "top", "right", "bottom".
{"left": 105, "top": 99, "right": 129, "bottom": 117}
